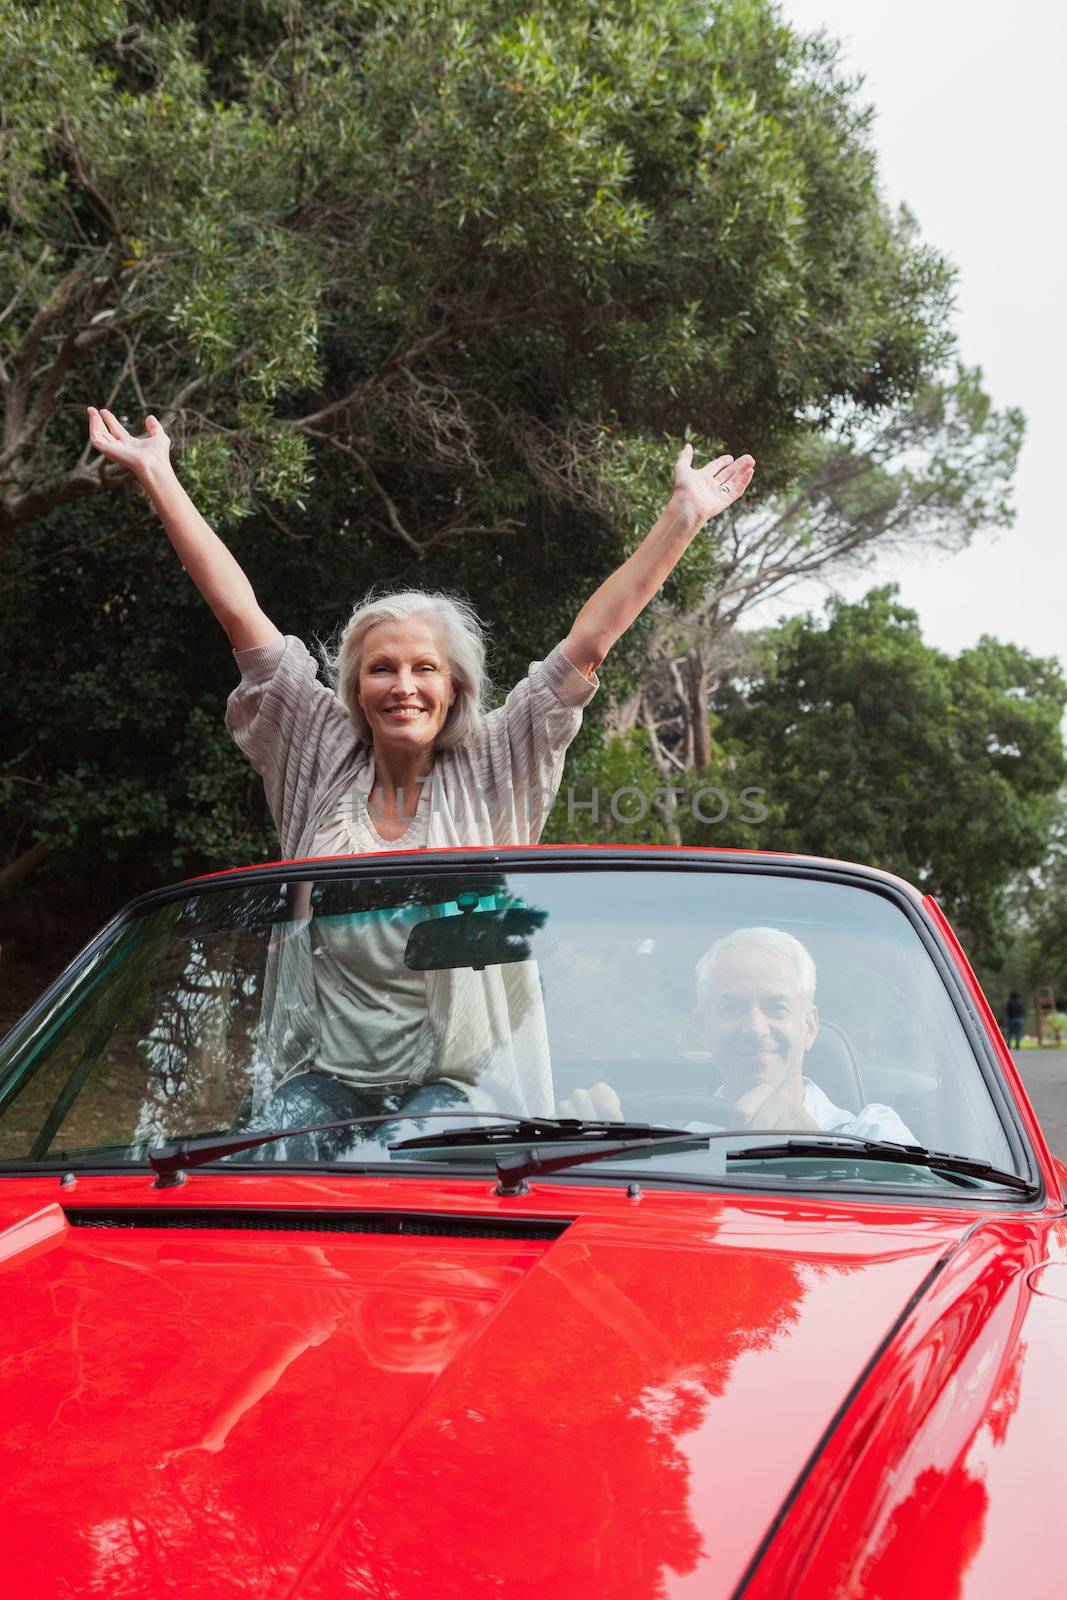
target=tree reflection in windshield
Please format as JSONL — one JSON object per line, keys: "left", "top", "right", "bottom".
{"left": 0, "top": 865, "right": 1017, "bottom": 1177}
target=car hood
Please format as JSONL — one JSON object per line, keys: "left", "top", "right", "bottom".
{"left": 0, "top": 1177, "right": 978, "bottom": 1600}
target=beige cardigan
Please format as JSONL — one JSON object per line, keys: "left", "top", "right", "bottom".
{"left": 225, "top": 636, "right": 598, "bottom": 1117}
{"left": 225, "top": 635, "right": 597, "bottom": 858}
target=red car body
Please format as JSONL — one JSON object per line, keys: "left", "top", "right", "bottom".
{"left": 0, "top": 845, "right": 1064, "bottom": 1599}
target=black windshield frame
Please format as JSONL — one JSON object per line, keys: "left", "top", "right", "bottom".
{"left": 0, "top": 847, "right": 1044, "bottom": 1202}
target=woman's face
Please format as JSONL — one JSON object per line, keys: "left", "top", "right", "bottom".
{"left": 357, "top": 616, "right": 456, "bottom": 757}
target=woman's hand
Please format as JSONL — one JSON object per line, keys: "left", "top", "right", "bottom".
{"left": 561, "top": 439, "right": 756, "bottom": 680}
{"left": 87, "top": 406, "right": 172, "bottom": 481}
{"left": 671, "top": 442, "right": 755, "bottom": 527}
{"left": 85, "top": 405, "right": 279, "bottom": 652}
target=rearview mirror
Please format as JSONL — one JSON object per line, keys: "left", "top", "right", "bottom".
{"left": 404, "top": 898, "right": 553, "bottom": 972}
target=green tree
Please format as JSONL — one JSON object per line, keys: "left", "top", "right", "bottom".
{"left": 3, "top": 0, "right": 955, "bottom": 556}
{"left": 0, "top": 0, "right": 1009, "bottom": 914}
{"left": 1019, "top": 795, "right": 1067, "bottom": 1005}
{"left": 708, "top": 588, "right": 1067, "bottom": 962}
{"left": 610, "top": 363, "right": 1024, "bottom": 769}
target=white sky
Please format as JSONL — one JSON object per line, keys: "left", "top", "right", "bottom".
{"left": 745, "top": 0, "right": 1066, "bottom": 668}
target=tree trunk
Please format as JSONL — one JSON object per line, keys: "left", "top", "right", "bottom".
{"left": 0, "top": 840, "right": 52, "bottom": 901}
{"left": 607, "top": 687, "right": 644, "bottom": 740}
{"left": 683, "top": 650, "right": 712, "bottom": 772}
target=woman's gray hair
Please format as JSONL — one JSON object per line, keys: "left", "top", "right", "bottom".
{"left": 324, "top": 589, "right": 489, "bottom": 751}
{"left": 695, "top": 926, "right": 818, "bottom": 1012}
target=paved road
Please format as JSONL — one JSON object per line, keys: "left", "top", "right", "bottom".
{"left": 1011, "top": 1049, "right": 1067, "bottom": 1162}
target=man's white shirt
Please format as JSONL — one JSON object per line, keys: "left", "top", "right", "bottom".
{"left": 801, "top": 1078, "right": 916, "bottom": 1144}
{"left": 684, "top": 1078, "right": 917, "bottom": 1145}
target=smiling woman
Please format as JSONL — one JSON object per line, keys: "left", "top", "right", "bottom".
{"left": 84, "top": 406, "right": 753, "bottom": 861}
{"left": 83, "top": 404, "right": 754, "bottom": 1121}
{"left": 314, "top": 591, "right": 489, "bottom": 850}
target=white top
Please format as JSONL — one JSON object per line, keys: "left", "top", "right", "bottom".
{"left": 308, "top": 760, "right": 431, "bottom": 1087}
{"left": 310, "top": 752, "right": 431, "bottom": 857}
{"left": 687, "top": 1079, "right": 916, "bottom": 1144}
{"left": 801, "top": 1079, "right": 915, "bottom": 1144}
{"left": 228, "top": 639, "right": 598, "bottom": 1111}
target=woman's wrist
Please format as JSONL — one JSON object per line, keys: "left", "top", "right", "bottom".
{"left": 139, "top": 457, "right": 175, "bottom": 486}
{"left": 665, "top": 491, "right": 708, "bottom": 533}
{"left": 659, "top": 486, "right": 710, "bottom": 537}
{"left": 137, "top": 457, "right": 178, "bottom": 498}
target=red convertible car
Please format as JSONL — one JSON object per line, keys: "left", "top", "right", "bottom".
{"left": 0, "top": 844, "right": 1063, "bottom": 1599}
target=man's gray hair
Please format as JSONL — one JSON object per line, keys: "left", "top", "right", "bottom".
{"left": 695, "top": 926, "right": 818, "bottom": 1012}
{"left": 325, "top": 589, "right": 489, "bottom": 751}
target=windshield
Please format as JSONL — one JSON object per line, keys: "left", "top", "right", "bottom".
{"left": 0, "top": 865, "right": 1023, "bottom": 1192}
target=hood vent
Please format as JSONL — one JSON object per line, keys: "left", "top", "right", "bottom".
{"left": 64, "top": 1206, "right": 570, "bottom": 1241}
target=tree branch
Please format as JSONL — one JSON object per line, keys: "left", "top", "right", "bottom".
{"left": 8, "top": 263, "right": 91, "bottom": 382}
{"left": 291, "top": 310, "right": 538, "bottom": 435}
{"left": 8, "top": 510, "right": 154, "bottom": 583}
{"left": 56, "top": 119, "right": 124, "bottom": 249}
{"left": 0, "top": 458, "right": 130, "bottom": 543}
{"left": 307, "top": 430, "right": 423, "bottom": 552}
{"left": 0, "top": 839, "right": 52, "bottom": 902}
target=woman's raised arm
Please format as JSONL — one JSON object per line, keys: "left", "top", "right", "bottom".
{"left": 86, "top": 406, "right": 282, "bottom": 654}
{"left": 561, "top": 443, "right": 755, "bottom": 681}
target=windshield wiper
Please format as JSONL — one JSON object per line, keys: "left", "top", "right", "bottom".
{"left": 725, "top": 1134, "right": 1037, "bottom": 1194}
{"left": 147, "top": 1112, "right": 697, "bottom": 1188}
{"left": 390, "top": 1121, "right": 710, "bottom": 1196}
{"left": 388, "top": 1118, "right": 698, "bottom": 1151}
{"left": 149, "top": 1110, "right": 521, "bottom": 1187}
{"left": 146, "top": 1120, "right": 1031, "bottom": 1198}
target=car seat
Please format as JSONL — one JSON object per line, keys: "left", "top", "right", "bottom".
{"left": 804, "top": 1020, "right": 864, "bottom": 1115}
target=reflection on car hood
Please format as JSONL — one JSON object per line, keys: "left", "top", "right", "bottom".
{"left": 0, "top": 1179, "right": 975, "bottom": 1600}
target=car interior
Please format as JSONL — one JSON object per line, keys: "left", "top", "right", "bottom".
{"left": 0, "top": 865, "right": 1019, "bottom": 1175}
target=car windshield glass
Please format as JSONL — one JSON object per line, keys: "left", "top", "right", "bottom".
{"left": 0, "top": 866, "right": 1021, "bottom": 1190}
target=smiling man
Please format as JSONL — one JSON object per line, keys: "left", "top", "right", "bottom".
{"left": 693, "top": 927, "right": 914, "bottom": 1140}
{"left": 559, "top": 926, "right": 914, "bottom": 1141}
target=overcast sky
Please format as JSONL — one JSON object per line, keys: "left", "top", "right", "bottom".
{"left": 745, "top": 0, "right": 1065, "bottom": 668}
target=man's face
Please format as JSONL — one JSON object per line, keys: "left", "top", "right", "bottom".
{"left": 697, "top": 944, "right": 819, "bottom": 1103}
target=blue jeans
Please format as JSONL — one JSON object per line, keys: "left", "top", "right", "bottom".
{"left": 242, "top": 1072, "right": 473, "bottom": 1163}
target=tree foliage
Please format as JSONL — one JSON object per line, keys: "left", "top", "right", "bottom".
{"left": 3, "top": 0, "right": 956, "bottom": 556}
{"left": 707, "top": 589, "right": 1067, "bottom": 962}
{"left": 1015, "top": 795, "right": 1067, "bottom": 1003}
{"left": 609, "top": 361, "right": 1024, "bottom": 769}
{"left": 0, "top": 0, "right": 1039, "bottom": 938}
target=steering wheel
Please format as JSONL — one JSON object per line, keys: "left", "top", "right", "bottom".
{"left": 622, "top": 1089, "right": 733, "bottom": 1127}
